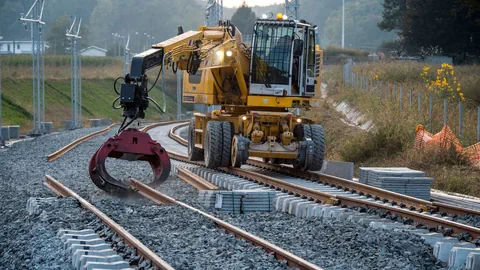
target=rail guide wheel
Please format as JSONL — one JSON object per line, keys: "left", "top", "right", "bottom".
{"left": 293, "top": 124, "right": 325, "bottom": 171}
{"left": 231, "top": 135, "right": 249, "bottom": 168}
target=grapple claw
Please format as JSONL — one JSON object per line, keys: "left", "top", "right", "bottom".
{"left": 89, "top": 129, "right": 171, "bottom": 195}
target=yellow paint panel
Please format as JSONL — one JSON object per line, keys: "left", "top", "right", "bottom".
{"left": 247, "top": 96, "right": 319, "bottom": 108}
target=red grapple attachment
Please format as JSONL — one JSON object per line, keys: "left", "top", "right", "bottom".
{"left": 89, "top": 129, "right": 171, "bottom": 195}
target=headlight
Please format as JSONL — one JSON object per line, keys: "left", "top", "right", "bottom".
{"left": 296, "top": 118, "right": 302, "bottom": 123}
{"left": 226, "top": 50, "right": 233, "bottom": 57}
{"left": 242, "top": 116, "right": 247, "bottom": 121}
{"left": 261, "top": 13, "right": 268, "bottom": 19}
{"left": 283, "top": 15, "right": 289, "bottom": 20}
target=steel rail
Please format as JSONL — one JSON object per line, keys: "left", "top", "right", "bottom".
{"left": 219, "top": 167, "right": 480, "bottom": 239}
{"left": 140, "top": 120, "right": 188, "bottom": 133}
{"left": 48, "top": 120, "right": 188, "bottom": 163}
{"left": 43, "top": 175, "right": 174, "bottom": 270}
{"left": 128, "top": 179, "right": 323, "bottom": 270}
{"left": 167, "top": 123, "right": 480, "bottom": 217}
{"left": 47, "top": 123, "right": 117, "bottom": 162}
{"left": 177, "top": 167, "right": 219, "bottom": 190}
{"left": 164, "top": 150, "right": 480, "bottom": 240}
{"left": 169, "top": 122, "right": 188, "bottom": 145}
{"left": 156, "top": 123, "right": 480, "bottom": 238}
{"left": 246, "top": 159, "right": 480, "bottom": 217}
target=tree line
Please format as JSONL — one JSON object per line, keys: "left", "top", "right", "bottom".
{"left": 379, "top": 0, "right": 480, "bottom": 63}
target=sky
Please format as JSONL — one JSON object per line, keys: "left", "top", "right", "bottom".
{"left": 222, "top": 0, "right": 284, "bottom": 8}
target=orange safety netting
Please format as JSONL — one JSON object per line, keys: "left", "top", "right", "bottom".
{"left": 414, "top": 124, "right": 480, "bottom": 167}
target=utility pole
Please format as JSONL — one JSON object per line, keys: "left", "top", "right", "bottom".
{"left": 66, "top": 16, "right": 82, "bottom": 129}
{"left": 135, "top": 32, "right": 139, "bottom": 54}
{"left": 352, "top": 0, "right": 356, "bottom": 48}
{"left": 201, "top": 0, "right": 224, "bottom": 114}
{"left": 205, "top": 0, "right": 223, "bottom": 26}
{"left": 342, "top": 0, "right": 345, "bottom": 48}
{"left": 285, "top": 0, "right": 299, "bottom": 20}
{"left": 20, "top": 0, "right": 46, "bottom": 136}
{"left": 124, "top": 35, "right": 130, "bottom": 75}
{"left": 0, "top": 36, "right": 3, "bottom": 144}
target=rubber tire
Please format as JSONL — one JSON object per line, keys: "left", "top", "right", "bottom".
{"left": 204, "top": 121, "right": 223, "bottom": 168}
{"left": 220, "top": 122, "right": 233, "bottom": 167}
{"left": 293, "top": 124, "right": 312, "bottom": 170}
{"left": 293, "top": 124, "right": 312, "bottom": 141}
{"left": 309, "top": 124, "right": 325, "bottom": 171}
{"left": 188, "top": 119, "right": 204, "bottom": 161}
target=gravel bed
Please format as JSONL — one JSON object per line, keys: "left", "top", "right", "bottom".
{"left": 0, "top": 196, "right": 98, "bottom": 270}
{"left": 0, "top": 124, "right": 462, "bottom": 269}
{"left": 454, "top": 214, "right": 480, "bottom": 229}
{"left": 94, "top": 197, "right": 289, "bottom": 270}
{"left": 214, "top": 212, "right": 444, "bottom": 270}
{"left": 0, "top": 127, "right": 107, "bottom": 269}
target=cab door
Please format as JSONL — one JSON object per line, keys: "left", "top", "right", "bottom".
{"left": 303, "top": 28, "right": 316, "bottom": 96}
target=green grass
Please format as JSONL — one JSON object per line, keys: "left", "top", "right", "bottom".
{"left": 2, "top": 55, "right": 122, "bottom": 67}
{"left": 0, "top": 55, "right": 193, "bottom": 133}
{"left": 321, "top": 64, "right": 480, "bottom": 197}
{"left": 1, "top": 77, "right": 182, "bottom": 133}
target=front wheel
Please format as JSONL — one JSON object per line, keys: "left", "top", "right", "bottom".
{"left": 204, "top": 121, "right": 223, "bottom": 168}
{"left": 309, "top": 124, "right": 325, "bottom": 171}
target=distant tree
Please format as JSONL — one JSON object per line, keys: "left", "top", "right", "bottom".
{"left": 458, "top": 0, "right": 480, "bottom": 25}
{"left": 230, "top": 2, "right": 257, "bottom": 36}
{"left": 46, "top": 15, "right": 70, "bottom": 55}
{"left": 377, "top": 0, "right": 407, "bottom": 32}
{"left": 379, "top": 0, "right": 480, "bottom": 62}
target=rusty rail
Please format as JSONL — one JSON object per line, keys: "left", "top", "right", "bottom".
{"left": 48, "top": 120, "right": 189, "bottom": 163}
{"left": 140, "top": 120, "right": 188, "bottom": 133}
{"left": 47, "top": 124, "right": 117, "bottom": 162}
{"left": 167, "top": 124, "right": 440, "bottom": 212}
{"left": 165, "top": 150, "right": 480, "bottom": 239}
{"left": 44, "top": 175, "right": 174, "bottom": 270}
{"left": 169, "top": 122, "right": 189, "bottom": 145}
{"left": 219, "top": 167, "right": 480, "bottom": 239}
{"left": 246, "top": 159, "right": 480, "bottom": 217}
{"left": 177, "top": 167, "right": 218, "bottom": 190}
{"left": 128, "top": 179, "right": 323, "bottom": 270}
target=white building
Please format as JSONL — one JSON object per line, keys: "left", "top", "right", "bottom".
{"left": 0, "top": 40, "right": 40, "bottom": 54}
{"left": 80, "top": 46, "right": 107, "bottom": 57}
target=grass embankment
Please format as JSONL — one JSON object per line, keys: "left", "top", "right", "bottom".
{"left": 316, "top": 62, "right": 480, "bottom": 197}
{"left": 1, "top": 55, "right": 184, "bottom": 133}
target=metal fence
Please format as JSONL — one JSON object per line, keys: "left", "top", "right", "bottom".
{"left": 343, "top": 61, "right": 480, "bottom": 143}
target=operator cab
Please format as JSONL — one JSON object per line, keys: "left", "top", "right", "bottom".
{"left": 250, "top": 18, "right": 317, "bottom": 97}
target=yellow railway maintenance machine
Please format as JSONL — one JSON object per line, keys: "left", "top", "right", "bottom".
{"left": 168, "top": 16, "right": 323, "bottom": 169}
{"left": 179, "top": 15, "right": 325, "bottom": 171}
{"left": 94, "top": 14, "right": 325, "bottom": 193}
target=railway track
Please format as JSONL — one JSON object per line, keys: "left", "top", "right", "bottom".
{"left": 48, "top": 121, "right": 480, "bottom": 240}
{"left": 128, "top": 178, "right": 322, "bottom": 270}
{"left": 44, "top": 176, "right": 322, "bottom": 270}
{"left": 166, "top": 123, "right": 480, "bottom": 240}
{"left": 42, "top": 121, "right": 480, "bottom": 268}
{"left": 44, "top": 175, "right": 174, "bottom": 270}
{"left": 47, "top": 120, "right": 187, "bottom": 163}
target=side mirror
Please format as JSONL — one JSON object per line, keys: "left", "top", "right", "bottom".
{"left": 293, "top": 39, "right": 303, "bottom": 56}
